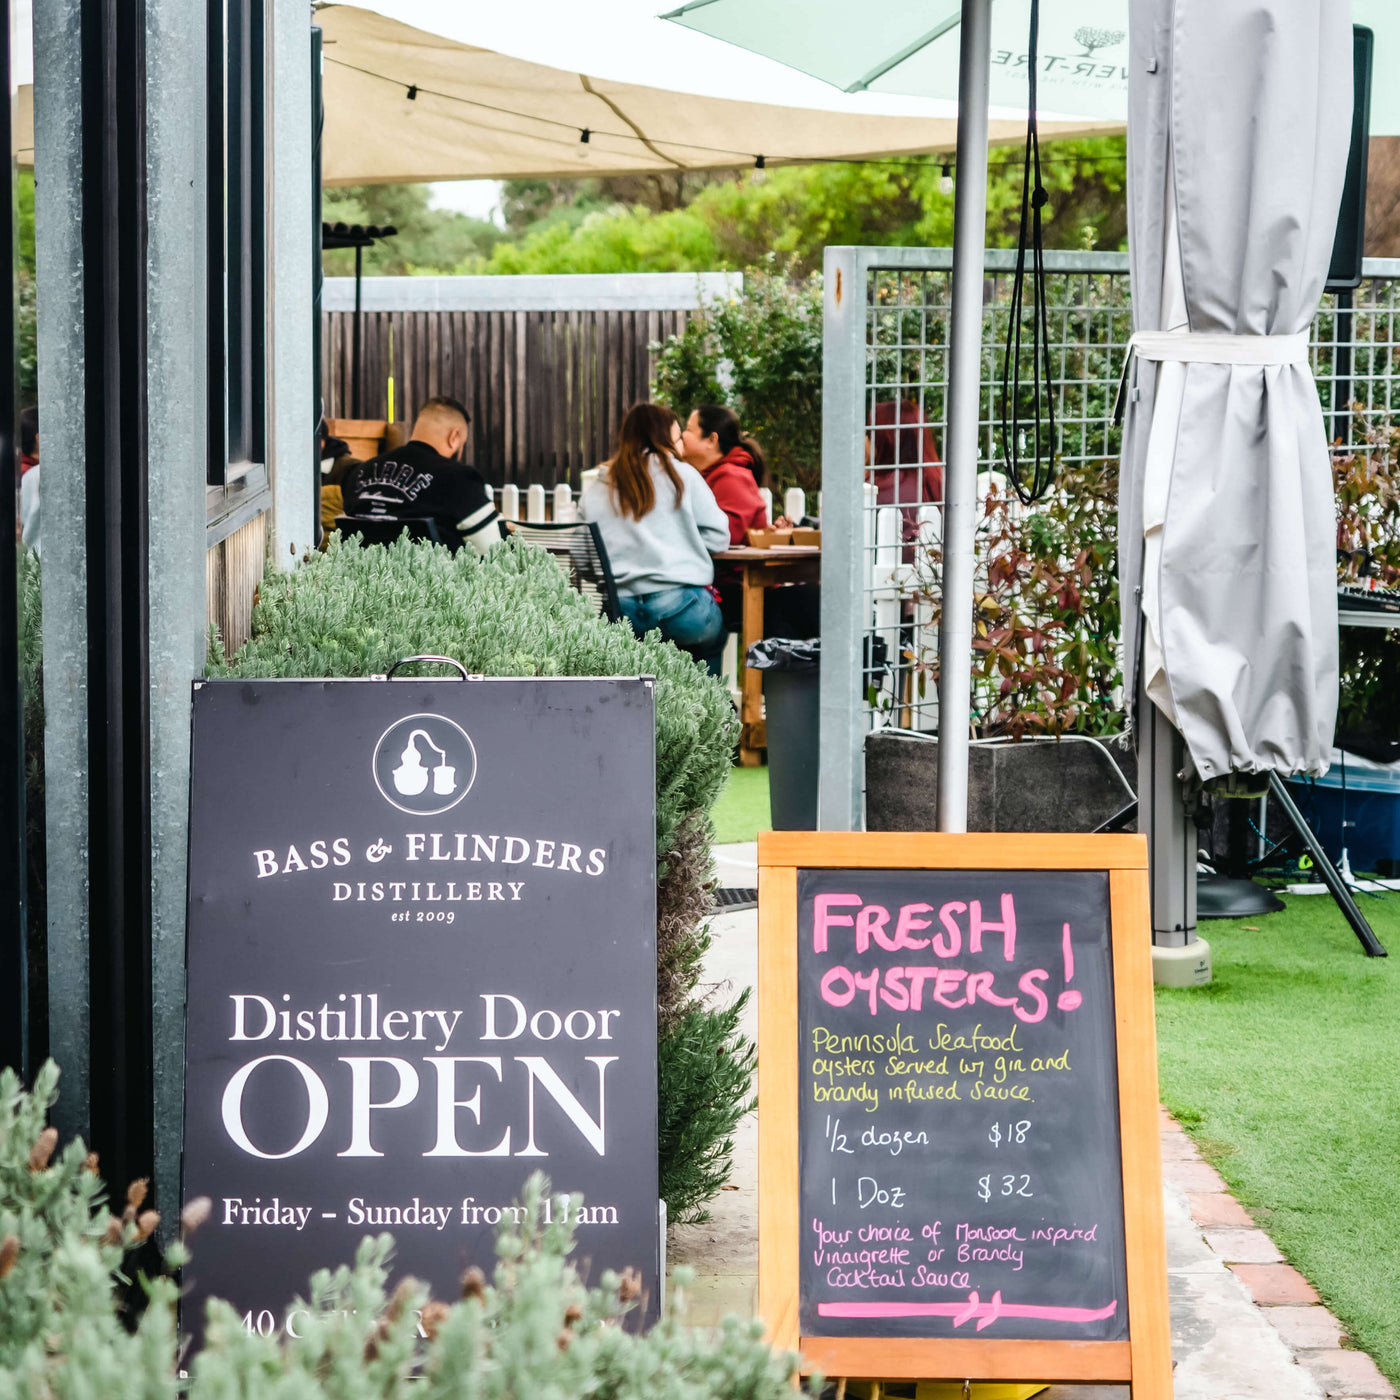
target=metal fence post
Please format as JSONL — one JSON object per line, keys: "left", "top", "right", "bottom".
{"left": 34, "top": 0, "right": 91, "bottom": 1137}
{"left": 818, "top": 246, "right": 867, "bottom": 831}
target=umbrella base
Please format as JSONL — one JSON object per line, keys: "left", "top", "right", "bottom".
{"left": 1152, "top": 937, "right": 1213, "bottom": 988}
{"left": 1197, "top": 874, "right": 1286, "bottom": 920}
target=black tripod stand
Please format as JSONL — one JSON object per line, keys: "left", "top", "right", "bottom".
{"left": 1096, "top": 775, "right": 1386, "bottom": 957}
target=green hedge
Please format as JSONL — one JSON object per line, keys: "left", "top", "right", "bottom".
{"left": 211, "top": 536, "right": 749, "bottom": 1223}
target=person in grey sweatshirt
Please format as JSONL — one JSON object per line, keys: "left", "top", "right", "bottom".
{"left": 580, "top": 402, "right": 730, "bottom": 675}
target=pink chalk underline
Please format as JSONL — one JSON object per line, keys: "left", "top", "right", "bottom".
{"left": 818, "top": 1295, "right": 1118, "bottom": 1327}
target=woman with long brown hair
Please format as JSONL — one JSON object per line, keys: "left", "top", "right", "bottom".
{"left": 580, "top": 402, "right": 730, "bottom": 675}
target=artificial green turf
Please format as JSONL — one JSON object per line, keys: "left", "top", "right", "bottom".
{"left": 711, "top": 765, "right": 772, "bottom": 844}
{"left": 1155, "top": 893, "right": 1400, "bottom": 1383}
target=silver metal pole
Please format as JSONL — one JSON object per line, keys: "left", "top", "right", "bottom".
{"left": 1143, "top": 691, "right": 1197, "bottom": 946}
{"left": 148, "top": 0, "right": 212, "bottom": 1228}
{"left": 34, "top": 0, "right": 92, "bottom": 1143}
{"left": 935, "top": 0, "right": 992, "bottom": 833}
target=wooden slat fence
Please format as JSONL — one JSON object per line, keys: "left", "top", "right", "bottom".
{"left": 322, "top": 307, "right": 697, "bottom": 489}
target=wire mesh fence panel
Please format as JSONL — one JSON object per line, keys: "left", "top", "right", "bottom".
{"left": 847, "top": 251, "right": 1400, "bottom": 750}
{"left": 1313, "top": 269, "right": 1400, "bottom": 451}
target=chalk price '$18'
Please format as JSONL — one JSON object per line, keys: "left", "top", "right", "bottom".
{"left": 988, "top": 1119, "right": 1032, "bottom": 1147}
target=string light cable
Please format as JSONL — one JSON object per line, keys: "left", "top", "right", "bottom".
{"left": 322, "top": 54, "right": 1125, "bottom": 175}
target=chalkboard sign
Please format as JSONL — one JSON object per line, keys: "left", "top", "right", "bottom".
{"left": 182, "top": 677, "right": 659, "bottom": 1343}
{"left": 758, "top": 834, "right": 1169, "bottom": 1395}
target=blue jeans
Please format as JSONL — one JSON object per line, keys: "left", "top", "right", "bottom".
{"left": 619, "top": 586, "right": 725, "bottom": 676}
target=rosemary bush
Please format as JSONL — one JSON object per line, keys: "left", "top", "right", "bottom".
{"left": 210, "top": 535, "right": 748, "bottom": 1222}
{"left": 0, "top": 1065, "right": 806, "bottom": 1400}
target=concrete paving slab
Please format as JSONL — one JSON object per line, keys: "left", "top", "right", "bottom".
{"left": 1164, "top": 1180, "right": 1229, "bottom": 1275}
{"left": 1161, "top": 1131, "right": 1203, "bottom": 1160}
{"left": 1267, "top": 1307, "right": 1346, "bottom": 1351}
{"left": 668, "top": 903, "right": 758, "bottom": 1310}
{"left": 1298, "top": 1349, "right": 1395, "bottom": 1398}
{"left": 1187, "top": 1192, "right": 1254, "bottom": 1228}
{"left": 1167, "top": 1267, "right": 1323, "bottom": 1400}
{"left": 1230, "top": 1264, "right": 1321, "bottom": 1307}
{"left": 1162, "top": 1159, "right": 1228, "bottom": 1193}
{"left": 715, "top": 842, "right": 758, "bottom": 888}
{"left": 1202, "top": 1228, "right": 1284, "bottom": 1264}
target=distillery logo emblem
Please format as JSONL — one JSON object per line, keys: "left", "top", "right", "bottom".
{"left": 372, "top": 713, "right": 477, "bottom": 815}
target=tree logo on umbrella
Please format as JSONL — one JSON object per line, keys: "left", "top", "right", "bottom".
{"left": 372, "top": 713, "right": 478, "bottom": 815}
{"left": 1073, "top": 26, "right": 1125, "bottom": 58}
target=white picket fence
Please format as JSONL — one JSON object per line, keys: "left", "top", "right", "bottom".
{"left": 488, "top": 481, "right": 814, "bottom": 529}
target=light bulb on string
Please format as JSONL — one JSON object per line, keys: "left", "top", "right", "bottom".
{"left": 939, "top": 162, "right": 953, "bottom": 196}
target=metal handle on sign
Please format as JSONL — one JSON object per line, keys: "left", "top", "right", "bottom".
{"left": 384, "top": 655, "right": 473, "bottom": 681}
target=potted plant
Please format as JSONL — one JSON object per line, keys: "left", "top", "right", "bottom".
{"left": 866, "top": 458, "right": 1136, "bottom": 833}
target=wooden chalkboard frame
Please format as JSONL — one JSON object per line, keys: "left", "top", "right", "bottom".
{"left": 757, "top": 832, "right": 1170, "bottom": 1396}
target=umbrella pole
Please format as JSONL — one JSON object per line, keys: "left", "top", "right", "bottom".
{"left": 935, "top": 0, "right": 992, "bottom": 833}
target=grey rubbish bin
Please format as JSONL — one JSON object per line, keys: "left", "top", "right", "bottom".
{"left": 747, "top": 637, "right": 819, "bottom": 831}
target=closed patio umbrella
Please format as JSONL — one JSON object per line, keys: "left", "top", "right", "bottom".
{"left": 1120, "top": 0, "right": 1351, "bottom": 786}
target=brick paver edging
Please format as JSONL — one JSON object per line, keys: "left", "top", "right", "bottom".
{"left": 1161, "top": 1106, "right": 1394, "bottom": 1399}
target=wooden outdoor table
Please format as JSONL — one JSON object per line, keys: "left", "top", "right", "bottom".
{"left": 715, "top": 545, "right": 821, "bottom": 766}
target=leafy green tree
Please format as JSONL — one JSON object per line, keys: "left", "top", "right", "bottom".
{"left": 323, "top": 137, "right": 1127, "bottom": 281}
{"left": 653, "top": 265, "right": 823, "bottom": 495}
{"left": 17, "top": 172, "right": 35, "bottom": 399}
{"left": 693, "top": 140, "right": 1128, "bottom": 275}
{"left": 321, "top": 183, "right": 502, "bottom": 275}
{"left": 478, "top": 205, "right": 719, "bottom": 276}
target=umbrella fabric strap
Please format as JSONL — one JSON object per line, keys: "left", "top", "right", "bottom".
{"left": 1113, "top": 329, "right": 1310, "bottom": 422}
{"left": 1127, "top": 329, "right": 1310, "bottom": 365}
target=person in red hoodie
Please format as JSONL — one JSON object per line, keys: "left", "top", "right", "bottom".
{"left": 681, "top": 405, "right": 769, "bottom": 636}
{"left": 681, "top": 405, "right": 769, "bottom": 545}
{"left": 682, "top": 404, "right": 820, "bottom": 640}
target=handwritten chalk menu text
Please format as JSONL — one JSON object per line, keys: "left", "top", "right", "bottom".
{"left": 797, "top": 867, "right": 1127, "bottom": 1342}
{"left": 182, "top": 677, "right": 658, "bottom": 1343}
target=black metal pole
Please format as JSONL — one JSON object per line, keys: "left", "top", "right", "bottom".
{"left": 80, "top": 0, "right": 154, "bottom": 1188}
{"left": 1267, "top": 773, "right": 1387, "bottom": 957}
{"left": 352, "top": 242, "right": 362, "bottom": 419}
{"left": 0, "top": 0, "right": 27, "bottom": 1079}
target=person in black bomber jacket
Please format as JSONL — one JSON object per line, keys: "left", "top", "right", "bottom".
{"left": 342, "top": 395, "right": 507, "bottom": 554}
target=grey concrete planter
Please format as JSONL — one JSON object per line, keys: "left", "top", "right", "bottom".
{"left": 865, "top": 731, "right": 1136, "bottom": 834}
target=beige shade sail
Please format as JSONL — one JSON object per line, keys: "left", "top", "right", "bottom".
{"left": 311, "top": 3, "right": 1114, "bottom": 184}
{"left": 12, "top": 5, "right": 1113, "bottom": 179}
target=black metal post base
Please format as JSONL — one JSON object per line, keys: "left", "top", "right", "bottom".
{"left": 1197, "top": 874, "right": 1286, "bottom": 920}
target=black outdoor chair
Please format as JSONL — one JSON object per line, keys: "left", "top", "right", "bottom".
{"left": 335, "top": 515, "right": 445, "bottom": 548}
{"left": 511, "top": 519, "right": 622, "bottom": 623}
